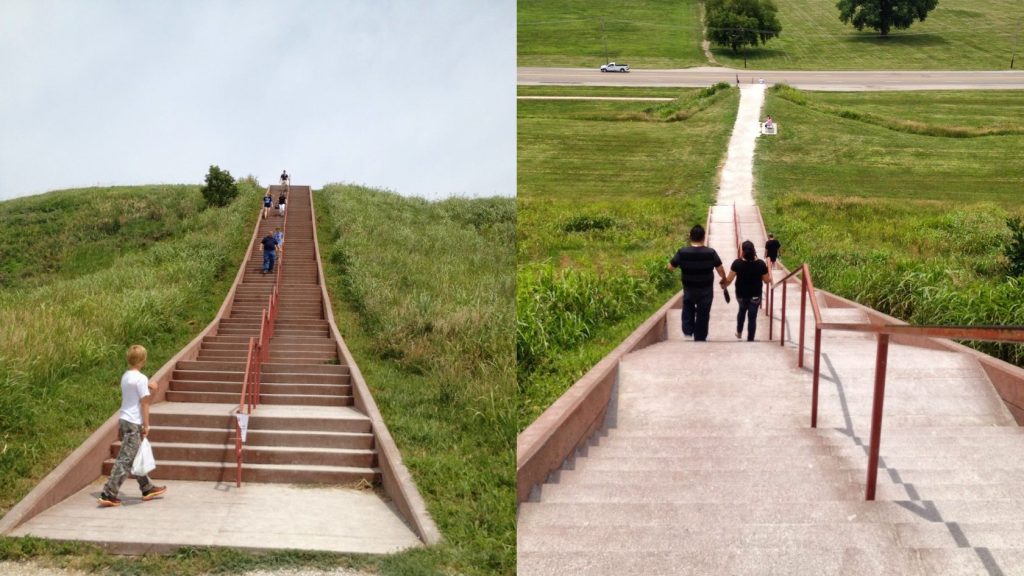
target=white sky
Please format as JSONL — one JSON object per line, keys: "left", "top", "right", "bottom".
{"left": 0, "top": 1, "right": 515, "bottom": 200}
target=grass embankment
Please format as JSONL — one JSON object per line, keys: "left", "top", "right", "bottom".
{"left": 0, "top": 184, "right": 257, "bottom": 520}
{"left": 316, "top": 186, "right": 515, "bottom": 576}
{"left": 757, "top": 87, "right": 1024, "bottom": 363}
{"left": 518, "top": 0, "right": 706, "bottom": 69}
{"left": 710, "top": 0, "right": 1022, "bottom": 70}
{"left": 517, "top": 84, "right": 738, "bottom": 428}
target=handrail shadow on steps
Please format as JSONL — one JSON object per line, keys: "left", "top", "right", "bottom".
{"left": 770, "top": 262, "right": 1024, "bottom": 501}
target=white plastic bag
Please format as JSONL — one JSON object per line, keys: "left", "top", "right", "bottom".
{"left": 132, "top": 438, "right": 156, "bottom": 476}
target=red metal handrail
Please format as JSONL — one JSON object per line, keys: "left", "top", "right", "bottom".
{"left": 770, "top": 263, "right": 824, "bottom": 426}
{"left": 235, "top": 336, "right": 260, "bottom": 487}
{"left": 819, "top": 322, "right": 1024, "bottom": 500}
{"left": 235, "top": 186, "right": 290, "bottom": 486}
{"left": 769, "top": 261, "right": 1024, "bottom": 501}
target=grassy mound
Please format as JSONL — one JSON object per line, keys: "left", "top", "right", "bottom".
{"left": 316, "top": 185, "right": 515, "bottom": 576}
{"left": 0, "top": 182, "right": 259, "bottom": 517}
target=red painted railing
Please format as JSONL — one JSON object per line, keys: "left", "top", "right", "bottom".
{"left": 235, "top": 185, "right": 289, "bottom": 486}
{"left": 770, "top": 262, "right": 1024, "bottom": 500}
{"left": 769, "top": 264, "right": 824, "bottom": 426}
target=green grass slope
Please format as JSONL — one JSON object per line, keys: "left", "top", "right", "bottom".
{"left": 518, "top": 0, "right": 707, "bottom": 68}
{"left": 315, "top": 186, "right": 515, "bottom": 576}
{"left": 756, "top": 87, "right": 1024, "bottom": 363}
{"left": 0, "top": 183, "right": 258, "bottom": 518}
{"left": 517, "top": 84, "right": 738, "bottom": 427}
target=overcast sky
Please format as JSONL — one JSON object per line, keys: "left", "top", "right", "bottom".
{"left": 0, "top": 1, "right": 514, "bottom": 201}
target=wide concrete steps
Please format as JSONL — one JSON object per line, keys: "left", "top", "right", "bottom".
{"left": 520, "top": 223, "right": 1024, "bottom": 576}
{"left": 517, "top": 548, "right": 1024, "bottom": 576}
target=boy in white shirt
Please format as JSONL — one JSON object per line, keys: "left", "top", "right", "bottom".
{"left": 98, "top": 345, "right": 167, "bottom": 507}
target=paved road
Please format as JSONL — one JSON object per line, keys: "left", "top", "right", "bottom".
{"left": 519, "top": 67, "right": 1024, "bottom": 91}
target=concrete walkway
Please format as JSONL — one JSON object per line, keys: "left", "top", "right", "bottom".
{"left": 10, "top": 479, "right": 419, "bottom": 554}
{"left": 717, "top": 84, "right": 765, "bottom": 207}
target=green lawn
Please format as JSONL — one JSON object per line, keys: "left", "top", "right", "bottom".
{"left": 756, "top": 87, "right": 1024, "bottom": 363}
{"left": 757, "top": 87, "right": 1024, "bottom": 205}
{"left": 710, "top": 0, "right": 1023, "bottom": 70}
{"left": 517, "top": 85, "right": 738, "bottom": 426}
{"left": 518, "top": 0, "right": 1023, "bottom": 71}
{"left": 518, "top": 0, "right": 707, "bottom": 68}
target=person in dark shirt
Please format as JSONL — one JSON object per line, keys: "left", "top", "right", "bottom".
{"left": 260, "top": 233, "right": 278, "bottom": 274}
{"left": 668, "top": 224, "right": 726, "bottom": 341}
{"left": 765, "top": 233, "right": 782, "bottom": 270}
{"left": 722, "top": 240, "right": 771, "bottom": 341}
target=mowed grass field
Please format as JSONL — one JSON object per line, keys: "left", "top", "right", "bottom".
{"left": 518, "top": 0, "right": 706, "bottom": 68}
{"left": 517, "top": 85, "right": 738, "bottom": 426}
{"left": 711, "top": 0, "right": 1024, "bottom": 70}
{"left": 518, "top": 0, "right": 1022, "bottom": 71}
{"left": 756, "top": 87, "right": 1024, "bottom": 362}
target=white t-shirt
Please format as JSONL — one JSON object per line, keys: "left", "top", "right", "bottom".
{"left": 119, "top": 369, "right": 150, "bottom": 425}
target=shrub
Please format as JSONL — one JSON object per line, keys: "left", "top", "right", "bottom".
{"left": 200, "top": 165, "right": 238, "bottom": 207}
{"left": 1006, "top": 216, "right": 1024, "bottom": 277}
{"left": 563, "top": 214, "right": 616, "bottom": 233}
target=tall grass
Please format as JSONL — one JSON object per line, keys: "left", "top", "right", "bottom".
{"left": 0, "top": 182, "right": 259, "bottom": 518}
{"left": 315, "top": 185, "right": 515, "bottom": 576}
{"left": 757, "top": 88, "right": 1024, "bottom": 365}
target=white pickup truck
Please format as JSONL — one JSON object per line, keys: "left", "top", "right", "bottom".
{"left": 600, "top": 62, "right": 630, "bottom": 72}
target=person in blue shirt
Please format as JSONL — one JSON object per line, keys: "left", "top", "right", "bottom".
{"left": 262, "top": 190, "right": 273, "bottom": 220}
{"left": 260, "top": 233, "right": 278, "bottom": 274}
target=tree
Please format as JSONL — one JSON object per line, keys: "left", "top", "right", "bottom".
{"left": 836, "top": 0, "right": 939, "bottom": 36}
{"left": 201, "top": 165, "right": 238, "bottom": 207}
{"left": 706, "top": 0, "right": 782, "bottom": 55}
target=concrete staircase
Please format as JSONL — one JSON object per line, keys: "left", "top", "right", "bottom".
{"left": 103, "top": 186, "right": 378, "bottom": 485}
{"left": 518, "top": 206, "right": 1024, "bottom": 575}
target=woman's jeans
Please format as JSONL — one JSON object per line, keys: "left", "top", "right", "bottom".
{"left": 737, "top": 296, "right": 761, "bottom": 341}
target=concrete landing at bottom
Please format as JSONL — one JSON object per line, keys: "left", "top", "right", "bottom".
{"left": 11, "top": 479, "right": 422, "bottom": 555}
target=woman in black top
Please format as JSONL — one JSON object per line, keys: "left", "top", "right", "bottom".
{"left": 721, "top": 240, "right": 771, "bottom": 341}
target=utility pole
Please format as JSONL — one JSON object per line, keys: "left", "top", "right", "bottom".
{"left": 602, "top": 17, "right": 610, "bottom": 64}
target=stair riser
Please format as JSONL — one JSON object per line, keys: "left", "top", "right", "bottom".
{"left": 101, "top": 461, "right": 380, "bottom": 485}
{"left": 151, "top": 413, "right": 371, "bottom": 433}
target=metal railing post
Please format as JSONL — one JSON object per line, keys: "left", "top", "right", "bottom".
{"left": 865, "top": 333, "right": 890, "bottom": 501}
{"left": 811, "top": 327, "right": 822, "bottom": 428}
{"left": 799, "top": 272, "right": 807, "bottom": 368}
{"left": 780, "top": 280, "right": 787, "bottom": 346}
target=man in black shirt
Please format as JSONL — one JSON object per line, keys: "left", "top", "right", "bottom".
{"left": 765, "top": 233, "right": 782, "bottom": 270}
{"left": 668, "top": 225, "right": 727, "bottom": 341}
